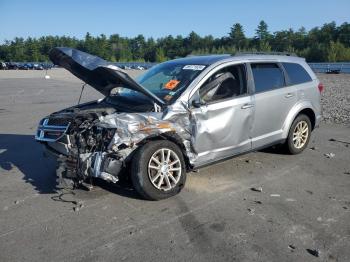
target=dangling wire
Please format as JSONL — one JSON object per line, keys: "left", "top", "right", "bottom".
{"left": 78, "top": 83, "right": 87, "bottom": 105}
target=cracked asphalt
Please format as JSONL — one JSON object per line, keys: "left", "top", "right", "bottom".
{"left": 0, "top": 69, "right": 349, "bottom": 261}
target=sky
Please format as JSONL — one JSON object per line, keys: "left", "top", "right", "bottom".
{"left": 1, "top": 0, "right": 349, "bottom": 43}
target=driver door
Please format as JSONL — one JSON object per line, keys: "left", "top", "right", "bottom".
{"left": 189, "top": 64, "right": 254, "bottom": 167}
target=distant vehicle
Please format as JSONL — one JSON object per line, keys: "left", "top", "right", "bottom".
{"left": 26, "top": 63, "right": 34, "bottom": 69}
{"left": 326, "top": 68, "right": 341, "bottom": 74}
{"left": 18, "top": 63, "right": 29, "bottom": 70}
{"left": 137, "top": 65, "right": 145, "bottom": 70}
{"left": 33, "top": 64, "right": 44, "bottom": 70}
{"left": 0, "top": 62, "right": 7, "bottom": 70}
{"left": 6, "top": 62, "right": 19, "bottom": 70}
{"left": 42, "top": 63, "right": 53, "bottom": 70}
{"left": 36, "top": 47, "right": 322, "bottom": 200}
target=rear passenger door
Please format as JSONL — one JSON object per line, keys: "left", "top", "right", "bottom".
{"left": 250, "top": 63, "right": 297, "bottom": 148}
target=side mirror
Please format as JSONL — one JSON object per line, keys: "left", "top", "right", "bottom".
{"left": 192, "top": 99, "right": 206, "bottom": 108}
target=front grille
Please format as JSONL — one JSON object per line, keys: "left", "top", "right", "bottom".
{"left": 47, "top": 118, "right": 71, "bottom": 126}
{"left": 35, "top": 118, "right": 70, "bottom": 142}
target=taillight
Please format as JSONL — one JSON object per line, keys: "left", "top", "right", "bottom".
{"left": 318, "top": 83, "right": 324, "bottom": 93}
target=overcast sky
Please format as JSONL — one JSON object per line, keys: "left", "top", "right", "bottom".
{"left": 1, "top": 0, "right": 349, "bottom": 42}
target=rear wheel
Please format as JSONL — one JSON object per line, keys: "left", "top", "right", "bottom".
{"left": 285, "top": 114, "right": 311, "bottom": 154}
{"left": 131, "top": 140, "right": 186, "bottom": 200}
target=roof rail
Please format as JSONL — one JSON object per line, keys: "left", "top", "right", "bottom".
{"left": 234, "top": 51, "right": 298, "bottom": 57}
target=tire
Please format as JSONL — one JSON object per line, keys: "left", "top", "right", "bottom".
{"left": 131, "top": 140, "right": 187, "bottom": 200}
{"left": 285, "top": 114, "right": 312, "bottom": 154}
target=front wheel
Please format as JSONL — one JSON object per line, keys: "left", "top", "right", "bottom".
{"left": 131, "top": 140, "right": 186, "bottom": 200}
{"left": 285, "top": 114, "right": 312, "bottom": 154}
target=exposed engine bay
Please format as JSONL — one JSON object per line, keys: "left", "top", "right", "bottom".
{"left": 38, "top": 104, "right": 122, "bottom": 188}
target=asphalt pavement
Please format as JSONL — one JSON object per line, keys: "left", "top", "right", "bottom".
{"left": 0, "top": 70, "right": 349, "bottom": 262}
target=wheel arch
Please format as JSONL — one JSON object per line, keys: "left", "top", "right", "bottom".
{"left": 136, "top": 132, "right": 193, "bottom": 171}
{"left": 282, "top": 102, "right": 316, "bottom": 138}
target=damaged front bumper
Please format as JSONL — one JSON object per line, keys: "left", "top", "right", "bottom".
{"left": 35, "top": 101, "right": 197, "bottom": 190}
{"left": 36, "top": 114, "right": 126, "bottom": 188}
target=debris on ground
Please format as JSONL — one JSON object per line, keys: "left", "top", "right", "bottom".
{"left": 245, "top": 159, "right": 252, "bottom": 163}
{"left": 344, "top": 171, "right": 350, "bottom": 175}
{"left": 309, "top": 146, "right": 318, "bottom": 150}
{"left": 270, "top": 194, "right": 280, "bottom": 197}
{"left": 73, "top": 201, "right": 84, "bottom": 212}
{"left": 329, "top": 138, "right": 350, "bottom": 146}
{"left": 288, "top": 244, "right": 296, "bottom": 251}
{"left": 306, "top": 190, "right": 313, "bottom": 195}
{"left": 247, "top": 208, "right": 255, "bottom": 215}
{"left": 254, "top": 200, "right": 262, "bottom": 204}
{"left": 250, "top": 187, "right": 262, "bottom": 192}
{"left": 306, "top": 248, "right": 320, "bottom": 257}
{"left": 14, "top": 200, "right": 19, "bottom": 204}
{"left": 324, "top": 153, "right": 335, "bottom": 158}
{"left": 51, "top": 190, "right": 84, "bottom": 212}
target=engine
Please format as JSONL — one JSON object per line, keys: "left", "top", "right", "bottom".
{"left": 37, "top": 110, "right": 123, "bottom": 190}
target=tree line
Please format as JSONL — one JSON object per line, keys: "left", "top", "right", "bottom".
{"left": 0, "top": 21, "right": 349, "bottom": 63}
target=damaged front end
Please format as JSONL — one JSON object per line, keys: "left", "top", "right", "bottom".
{"left": 35, "top": 47, "right": 203, "bottom": 191}
{"left": 36, "top": 110, "right": 125, "bottom": 188}
{"left": 36, "top": 106, "right": 194, "bottom": 189}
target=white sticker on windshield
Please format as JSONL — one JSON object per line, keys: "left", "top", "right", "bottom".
{"left": 183, "top": 65, "right": 206, "bottom": 71}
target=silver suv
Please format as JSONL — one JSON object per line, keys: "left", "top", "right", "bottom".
{"left": 36, "top": 48, "right": 322, "bottom": 200}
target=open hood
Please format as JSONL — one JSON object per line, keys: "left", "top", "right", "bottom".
{"left": 49, "top": 47, "right": 165, "bottom": 106}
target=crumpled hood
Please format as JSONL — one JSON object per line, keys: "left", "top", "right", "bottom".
{"left": 49, "top": 47, "right": 165, "bottom": 106}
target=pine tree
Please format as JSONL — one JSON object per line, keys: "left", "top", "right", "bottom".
{"left": 229, "top": 23, "right": 247, "bottom": 49}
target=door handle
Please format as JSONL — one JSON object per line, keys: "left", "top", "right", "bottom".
{"left": 241, "top": 103, "right": 254, "bottom": 109}
{"left": 285, "top": 93, "right": 294, "bottom": 98}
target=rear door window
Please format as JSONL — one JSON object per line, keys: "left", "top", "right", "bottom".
{"left": 282, "top": 62, "right": 312, "bottom": 85}
{"left": 251, "top": 63, "right": 285, "bottom": 93}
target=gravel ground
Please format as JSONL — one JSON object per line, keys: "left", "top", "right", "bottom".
{"left": 318, "top": 73, "right": 350, "bottom": 126}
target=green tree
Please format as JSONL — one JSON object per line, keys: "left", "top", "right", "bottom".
{"left": 1, "top": 21, "right": 350, "bottom": 63}
{"left": 255, "top": 20, "right": 270, "bottom": 41}
{"left": 155, "top": 47, "right": 166, "bottom": 62}
{"left": 328, "top": 41, "right": 350, "bottom": 62}
{"left": 229, "top": 23, "right": 247, "bottom": 49}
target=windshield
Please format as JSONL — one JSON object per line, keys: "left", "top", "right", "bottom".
{"left": 110, "top": 62, "right": 206, "bottom": 103}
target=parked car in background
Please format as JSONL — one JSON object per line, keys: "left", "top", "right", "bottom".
{"left": 36, "top": 48, "right": 322, "bottom": 200}
{"left": 33, "top": 63, "right": 44, "bottom": 70}
{"left": 0, "top": 62, "right": 7, "bottom": 70}
{"left": 6, "top": 62, "right": 19, "bottom": 70}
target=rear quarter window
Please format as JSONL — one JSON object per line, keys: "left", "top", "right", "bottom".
{"left": 282, "top": 62, "right": 312, "bottom": 85}
{"left": 251, "top": 63, "right": 285, "bottom": 93}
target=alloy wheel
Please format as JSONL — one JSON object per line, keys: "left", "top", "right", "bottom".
{"left": 292, "top": 120, "right": 309, "bottom": 149}
{"left": 148, "top": 148, "right": 182, "bottom": 191}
